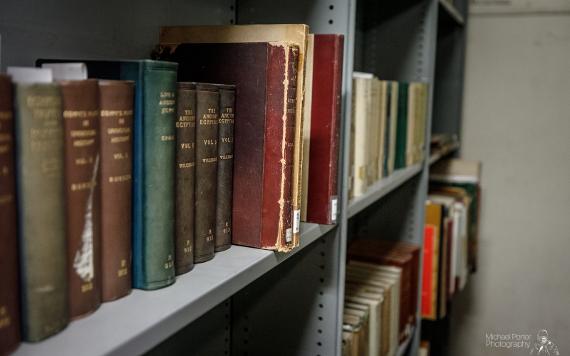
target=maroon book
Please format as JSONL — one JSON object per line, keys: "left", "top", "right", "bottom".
{"left": 306, "top": 34, "right": 344, "bottom": 225}
{"left": 169, "top": 42, "right": 299, "bottom": 251}
{"left": 0, "top": 75, "right": 20, "bottom": 354}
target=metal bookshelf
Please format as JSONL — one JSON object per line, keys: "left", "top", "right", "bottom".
{"left": 2, "top": 0, "right": 468, "bottom": 354}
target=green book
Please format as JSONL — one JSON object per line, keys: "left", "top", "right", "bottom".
{"left": 14, "top": 82, "right": 69, "bottom": 341}
{"left": 395, "top": 82, "right": 409, "bottom": 169}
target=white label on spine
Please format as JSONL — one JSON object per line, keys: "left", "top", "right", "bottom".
{"left": 331, "top": 198, "right": 338, "bottom": 223}
{"left": 285, "top": 228, "right": 293, "bottom": 243}
{"left": 293, "top": 209, "right": 301, "bottom": 234}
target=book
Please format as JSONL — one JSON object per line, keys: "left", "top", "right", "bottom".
{"left": 351, "top": 73, "right": 373, "bottom": 198}
{"left": 0, "top": 74, "right": 20, "bottom": 354}
{"left": 194, "top": 84, "right": 219, "bottom": 263}
{"left": 37, "top": 59, "right": 179, "bottom": 289}
{"left": 387, "top": 82, "right": 399, "bottom": 175}
{"left": 345, "top": 287, "right": 385, "bottom": 356}
{"left": 164, "top": 42, "right": 298, "bottom": 251}
{"left": 11, "top": 68, "right": 69, "bottom": 341}
{"left": 421, "top": 209, "right": 439, "bottom": 320}
{"left": 60, "top": 79, "right": 102, "bottom": 319}
{"left": 306, "top": 34, "right": 344, "bottom": 225}
{"left": 343, "top": 313, "right": 368, "bottom": 356}
{"left": 215, "top": 84, "right": 235, "bottom": 252}
{"left": 394, "top": 83, "right": 408, "bottom": 169}
{"left": 300, "top": 34, "right": 314, "bottom": 222}
{"left": 174, "top": 82, "right": 196, "bottom": 274}
{"left": 406, "top": 82, "right": 428, "bottom": 165}
{"left": 98, "top": 80, "right": 134, "bottom": 301}
{"left": 159, "top": 24, "right": 309, "bottom": 245}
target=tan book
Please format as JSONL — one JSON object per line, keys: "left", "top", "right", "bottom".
{"left": 351, "top": 73, "right": 374, "bottom": 197}
{"left": 377, "top": 80, "right": 388, "bottom": 179}
{"left": 346, "top": 289, "right": 383, "bottom": 356}
{"left": 387, "top": 81, "right": 399, "bottom": 175}
{"left": 300, "top": 34, "right": 314, "bottom": 221}
{"left": 343, "top": 331, "right": 356, "bottom": 356}
{"left": 159, "top": 24, "right": 309, "bottom": 246}
{"left": 344, "top": 313, "right": 368, "bottom": 356}
{"left": 368, "top": 78, "right": 380, "bottom": 184}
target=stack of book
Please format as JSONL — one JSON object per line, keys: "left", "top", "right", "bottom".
{"left": 343, "top": 239, "right": 421, "bottom": 356}
{"left": 0, "top": 24, "right": 345, "bottom": 352}
{"left": 420, "top": 158, "right": 481, "bottom": 322}
{"left": 350, "top": 73, "right": 429, "bottom": 199}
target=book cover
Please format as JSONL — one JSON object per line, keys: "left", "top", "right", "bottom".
{"left": 306, "top": 34, "right": 344, "bottom": 225}
{"left": 98, "top": 80, "right": 134, "bottom": 300}
{"left": 0, "top": 74, "right": 20, "bottom": 354}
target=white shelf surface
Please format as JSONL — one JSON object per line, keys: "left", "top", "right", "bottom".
{"left": 438, "top": 0, "right": 465, "bottom": 25}
{"left": 14, "top": 222, "right": 336, "bottom": 356}
{"left": 428, "top": 141, "right": 460, "bottom": 165}
{"left": 348, "top": 163, "right": 423, "bottom": 218}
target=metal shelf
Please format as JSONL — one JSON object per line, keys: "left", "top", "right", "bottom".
{"left": 14, "top": 222, "right": 336, "bottom": 356}
{"left": 347, "top": 163, "right": 423, "bottom": 218}
{"left": 438, "top": 0, "right": 465, "bottom": 25}
{"left": 396, "top": 326, "right": 416, "bottom": 356}
{"left": 429, "top": 141, "right": 460, "bottom": 165}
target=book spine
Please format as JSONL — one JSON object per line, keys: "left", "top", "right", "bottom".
{"left": 0, "top": 75, "right": 20, "bottom": 354}
{"left": 175, "top": 82, "right": 196, "bottom": 274}
{"left": 60, "top": 79, "right": 102, "bottom": 319}
{"left": 261, "top": 44, "right": 297, "bottom": 250}
{"left": 194, "top": 84, "right": 219, "bottom": 263}
{"left": 14, "top": 83, "right": 68, "bottom": 341}
{"left": 133, "top": 63, "right": 177, "bottom": 289}
{"left": 215, "top": 85, "right": 235, "bottom": 252}
{"left": 99, "top": 80, "right": 134, "bottom": 301}
{"left": 395, "top": 83, "right": 408, "bottom": 169}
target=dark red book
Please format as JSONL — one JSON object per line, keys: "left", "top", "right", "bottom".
{"left": 168, "top": 42, "right": 299, "bottom": 251}
{"left": 306, "top": 34, "right": 344, "bottom": 225}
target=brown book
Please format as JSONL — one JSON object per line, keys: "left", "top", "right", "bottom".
{"left": 60, "top": 79, "right": 102, "bottom": 319}
{"left": 166, "top": 42, "right": 298, "bottom": 251}
{"left": 0, "top": 74, "right": 20, "bottom": 354}
{"left": 175, "top": 82, "right": 196, "bottom": 274}
{"left": 194, "top": 84, "right": 219, "bottom": 263}
{"left": 215, "top": 84, "right": 235, "bottom": 252}
{"left": 98, "top": 80, "right": 134, "bottom": 301}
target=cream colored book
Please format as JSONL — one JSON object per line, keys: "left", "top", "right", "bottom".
{"left": 300, "top": 34, "right": 314, "bottom": 221}
{"left": 344, "top": 313, "right": 368, "bottom": 356}
{"left": 351, "top": 73, "right": 374, "bottom": 197}
{"left": 368, "top": 78, "right": 381, "bottom": 184}
{"left": 406, "top": 82, "right": 419, "bottom": 166}
{"left": 346, "top": 289, "right": 384, "bottom": 356}
{"left": 377, "top": 80, "right": 388, "bottom": 180}
{"left": 387, "top": 81, "right": 399, "bottom": 174}
{"left": 159, "top": 24, "right": 309, "bottom": 248}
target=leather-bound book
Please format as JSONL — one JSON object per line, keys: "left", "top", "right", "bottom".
{"left": 165, "top": 42, "right": 298, "bottom": 251}
{"left": 98, "top": 80, "right": 134, "bottom": 301}
{"left": 306, "top": 34, "right": 344, "bottom": 225}
{"left": 60, "top": 79, "right": 102, "bottom": 319}
{"left": 38, "top": 59, "right": 179, "bottom": 290}
{"left": 13, "top": 81, "right": 68, "bottom": 341}
{"left": 215, "top": 84, "right": 235, "bottom": 252}
{"left": 0, "top": 74, "right": 20, "bottom": 354}
{"left": 175, "top": 82, "right": 196, "bottom": 273}
{"left": 194, "top": 84, "right": 219, "bottom": 263}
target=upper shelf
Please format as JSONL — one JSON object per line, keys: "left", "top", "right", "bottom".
{"left": 438, "top": 0, "right": 465, "bottom": 26}
{"left": 348, "top": 163, "right": 423, "bottom": 218}
{"left": 14, "top": 223, "right": 336, "bottom": 356}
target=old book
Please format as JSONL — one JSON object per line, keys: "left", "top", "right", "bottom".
{"left": 394, "top": 83, "right": 408, "bottom": 169}
{"left": 0, "top": 74, "right": 20, "bottom": 354}
{"left": 300, "top": 34, "right": 314, "bottom": 222}
{"left": 37, "top": 59, "right": 178, "bottom": 289}
{"left": 159, "top": 24, "right": 308, "bottom": 245}
{"left": 377, "top": 80, "right": 388, "bottom": 180}
{"left": 165, "top": 42, "right": 298, "bottom": 251}
{"left": 387, "top": 82, "right": 399, "bottom": 175}
{"left": 306, "top": 34, "right": 344, "bottom": 225}
{"left": 60, "top": 79, "right": 102, "bottom": 319}
{"left": 215, "top": 84, "right": 235, "bottom": 252}
{"left": 343, "top": 313, "right": 368, "bottom": 356}
{"left": 98, "top": 80, "right": 134, "bottom": 300}
{"left": 345, "top": 287, "right": 384, "bottom": 356}
{"left": 344, "top": 306, "right": 372, "bottom": 356}
{"left": 421, "top": 223, "right": 438, "bottom": 321}
{"left": 406, "top": 82, "right": 429, "bottom": 165}
{"left": 12, "top": 72, "right": 68, "bottom": 341}
{"left": 175, "top": 82, "right": 196, "bottom": 274}
{"left": 194, "top": 84, "right": 219, "bottom": 263}
{"left": 368, "top": 78, "right": 380, "bottom": 184}
{"left": 342, "top": 331, "right": 356, "bottom": 356}
{"left": 351, "top": 73, "right": 373, "bottom": 198}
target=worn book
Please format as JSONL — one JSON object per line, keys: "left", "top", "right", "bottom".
{"left": 11, "top": 68, "right": 69, "bottom": 341}
{"left": 159, "top": 24, "right": 309, "bottom": 243}
{"left": 175, "top": 82, "right": 196, "bottom": 274}
{"left": 163, "top": 42, "right": 298, "bottom": 251}
{"left": 37, "top": 59, "right": 179, "bottom": 289}
{"left": 351, "top": 73, "right": 374, "bottom": 198}
{"left": 194, "top": 84, "right": 219, "bottom": 263}
{"left": 98, "top": 80, "right": 134, "bottom": 300}
{"left": 60, "top": 79, "right": 102, "bottom": 319}
{"left": 0, "top": 74, "right": 20, "bottom": 354}
{"left": 300, "top": 34, "right": 314, "bottom": 222}
{"left": 306, "top": 34, "right": 344, "bottom": 225}
{"left": 215, "top": 84, "right": 235, "bottom": 252}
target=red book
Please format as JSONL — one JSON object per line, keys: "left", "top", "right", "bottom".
{"left": 306, "top": 34, "right": 344, "bottom": 225}
{"left": 421, "top": 225, "right": 436, "bottom": 319}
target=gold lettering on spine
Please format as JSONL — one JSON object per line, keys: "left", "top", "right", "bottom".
{"left": 109, "top": 174, "right": 131, "bottom": 183}
{"left": 117, "top": 259, "right": 128, "bottom": 277}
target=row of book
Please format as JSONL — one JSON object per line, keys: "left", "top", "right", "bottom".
{"left": 350, "top": 73, "right": 429, "bottom": 200}
{"left": 343, "top": 239, "right": 421, "bottom": 356}
{"left": 421, "top": 158, "right": 481, "bottom": 322}
{"left": 0, "top": 24, "right": 345, "bottom": 353}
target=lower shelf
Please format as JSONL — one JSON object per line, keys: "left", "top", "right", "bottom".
{"left": 14, "top": 223, "right": 336, "bottom": 356}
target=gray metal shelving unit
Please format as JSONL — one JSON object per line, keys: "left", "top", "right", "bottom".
{"left": 1, "top": 0, "right": 467, "bottom": 355}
